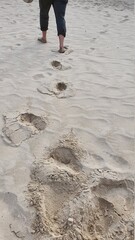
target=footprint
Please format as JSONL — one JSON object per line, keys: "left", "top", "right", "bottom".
{"left": 28, "top": 133, "right": 87, "bottom": 236}
{"left": 51, "top": 147, "right": 75, "bottom": 164}
{"left": 56, "top": 82, "right": 67, "bottom": 91}
{"left": 2, "top": 112, "right": 47, "bottom": 146}
{"left": 29, "top": 152, "right": 83, "bottom": 236}
{"left": 19, "top": 113, "right": 46, "bottom": 131}
{"left": 37, "top": 79, "right": 75, "bottom": 98}
{"left": 49, "top": 132, "right": 85, "bottom": 172}
{"left": 51, "top": 60, "right": 62, "bottom": 70}
{"left": 85, "top": 178, "right": 134, "bottom": 240}
{"left": 29, "top": 155, "right": 83, "bottom": 235}
{"left": 50, "top": 146, "right": 82, "bottom": 171}
{"left": 51, "top": 60, "right": 71, "bottom": 71}
{"left": 91, "top": 178, "right": 134, "bottom": 238}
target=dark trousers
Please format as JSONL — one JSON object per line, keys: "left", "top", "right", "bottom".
{"left": 39, "top": 0, "right": 68, "bottom": 37}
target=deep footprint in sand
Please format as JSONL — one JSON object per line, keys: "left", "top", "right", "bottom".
{"left": 28, "top": 133, "right": 87, "bottom": 237}
{"left": 2, "top": 112, "right": 47, "bottom": 146}
{"left": 28, "top": 159, "right": 85, "bottom": 236}
{"left": 51, "top": 60, "right": 62, "bottom": 70}
{"left": 50, "top": 146, "right": 82, "bottom": 171}
{"left": 19, "top": 113, "right": 46, "bottom": 131}
{"left": 56, "top": 82, "right": 67, "bottom": 91}
{"left": 37, "top": 79, "right": 75, "bottom": 98}
{"left": 49, "top": 132, "right": 85, "bottom": 171}
{"left": 51, "top": 146, "right": 75, "bottom": 164}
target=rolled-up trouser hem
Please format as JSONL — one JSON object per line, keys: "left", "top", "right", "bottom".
{"left": 39, "top": 0, "right": 52, "bottom": 32}
{"left": 41, "top": 27, "right": 48, "bottom": 31}
{"left": 58, "top": 32, "right": 66, "bottom": 37}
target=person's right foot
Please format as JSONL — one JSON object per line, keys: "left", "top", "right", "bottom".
{"left": 38, "top": 38, "right": 47, "bottom": 43}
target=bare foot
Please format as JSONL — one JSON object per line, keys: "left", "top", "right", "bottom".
{"left": 38, "top": 38, "right": 47, "bottom": 43}
{"left": 58, "top": 46, "right": 68, "bottom": 53}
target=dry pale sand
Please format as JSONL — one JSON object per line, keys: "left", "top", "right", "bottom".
{"left": 0, "top": 0, "right": 134, "bottom": 239}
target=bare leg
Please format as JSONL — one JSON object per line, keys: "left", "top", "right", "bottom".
{"left": 38, "top": 31, "right": 47, "bottom": 43}
{"left": 42, "top": 31, "right": 47, "bottom": 41}
{"left": 59, "top": 35, "right": 66, "bottom": 53}
{"left": 39, "top": 0, "right": 51, "bottom": 43}
{"left": 52, "top": 0, "right": 68, "bottom": 53}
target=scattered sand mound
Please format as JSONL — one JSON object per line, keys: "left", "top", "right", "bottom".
{"left": 91, "top": 178, "right": 134, "bottom": 239}
{"left": 27, "top": 134, "right": 134, "bottom": 239}
{"left": 27, "top": 134, "right": 86, "bottom": 237}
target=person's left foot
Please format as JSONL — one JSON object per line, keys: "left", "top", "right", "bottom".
{"left": 38, "top": 38, "right": 47, "bottom": 43}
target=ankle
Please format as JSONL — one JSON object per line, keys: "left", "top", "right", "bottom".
{"left": 42, "top": 31, "right": 47, "bottom": 40}
{"left": 59, "top": 47, "right": 66, "bottom": 53}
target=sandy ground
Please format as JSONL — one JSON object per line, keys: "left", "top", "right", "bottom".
{"left": 0, "top": 0, "right": 134, "bottom": 239}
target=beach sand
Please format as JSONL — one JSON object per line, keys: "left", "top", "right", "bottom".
{"left": 0, "top": 0, "right": 134, "bottom": 239}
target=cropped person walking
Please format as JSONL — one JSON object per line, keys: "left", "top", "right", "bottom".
{"left": 38, "top": 0, "right": 68, "bottom": 53}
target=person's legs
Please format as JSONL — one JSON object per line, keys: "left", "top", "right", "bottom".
{"left": 39, "top": 0, "right": 52, "bottom": 42}
{"left": 53, "top": 0, "right": 68, "bottom": 52}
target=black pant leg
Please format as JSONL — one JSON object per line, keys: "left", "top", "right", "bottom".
{"left": 39, "top": 0, "right": 52, "bottom": 31}
{"left": 53, "top": 0, "right": 68, "bottom": 37}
